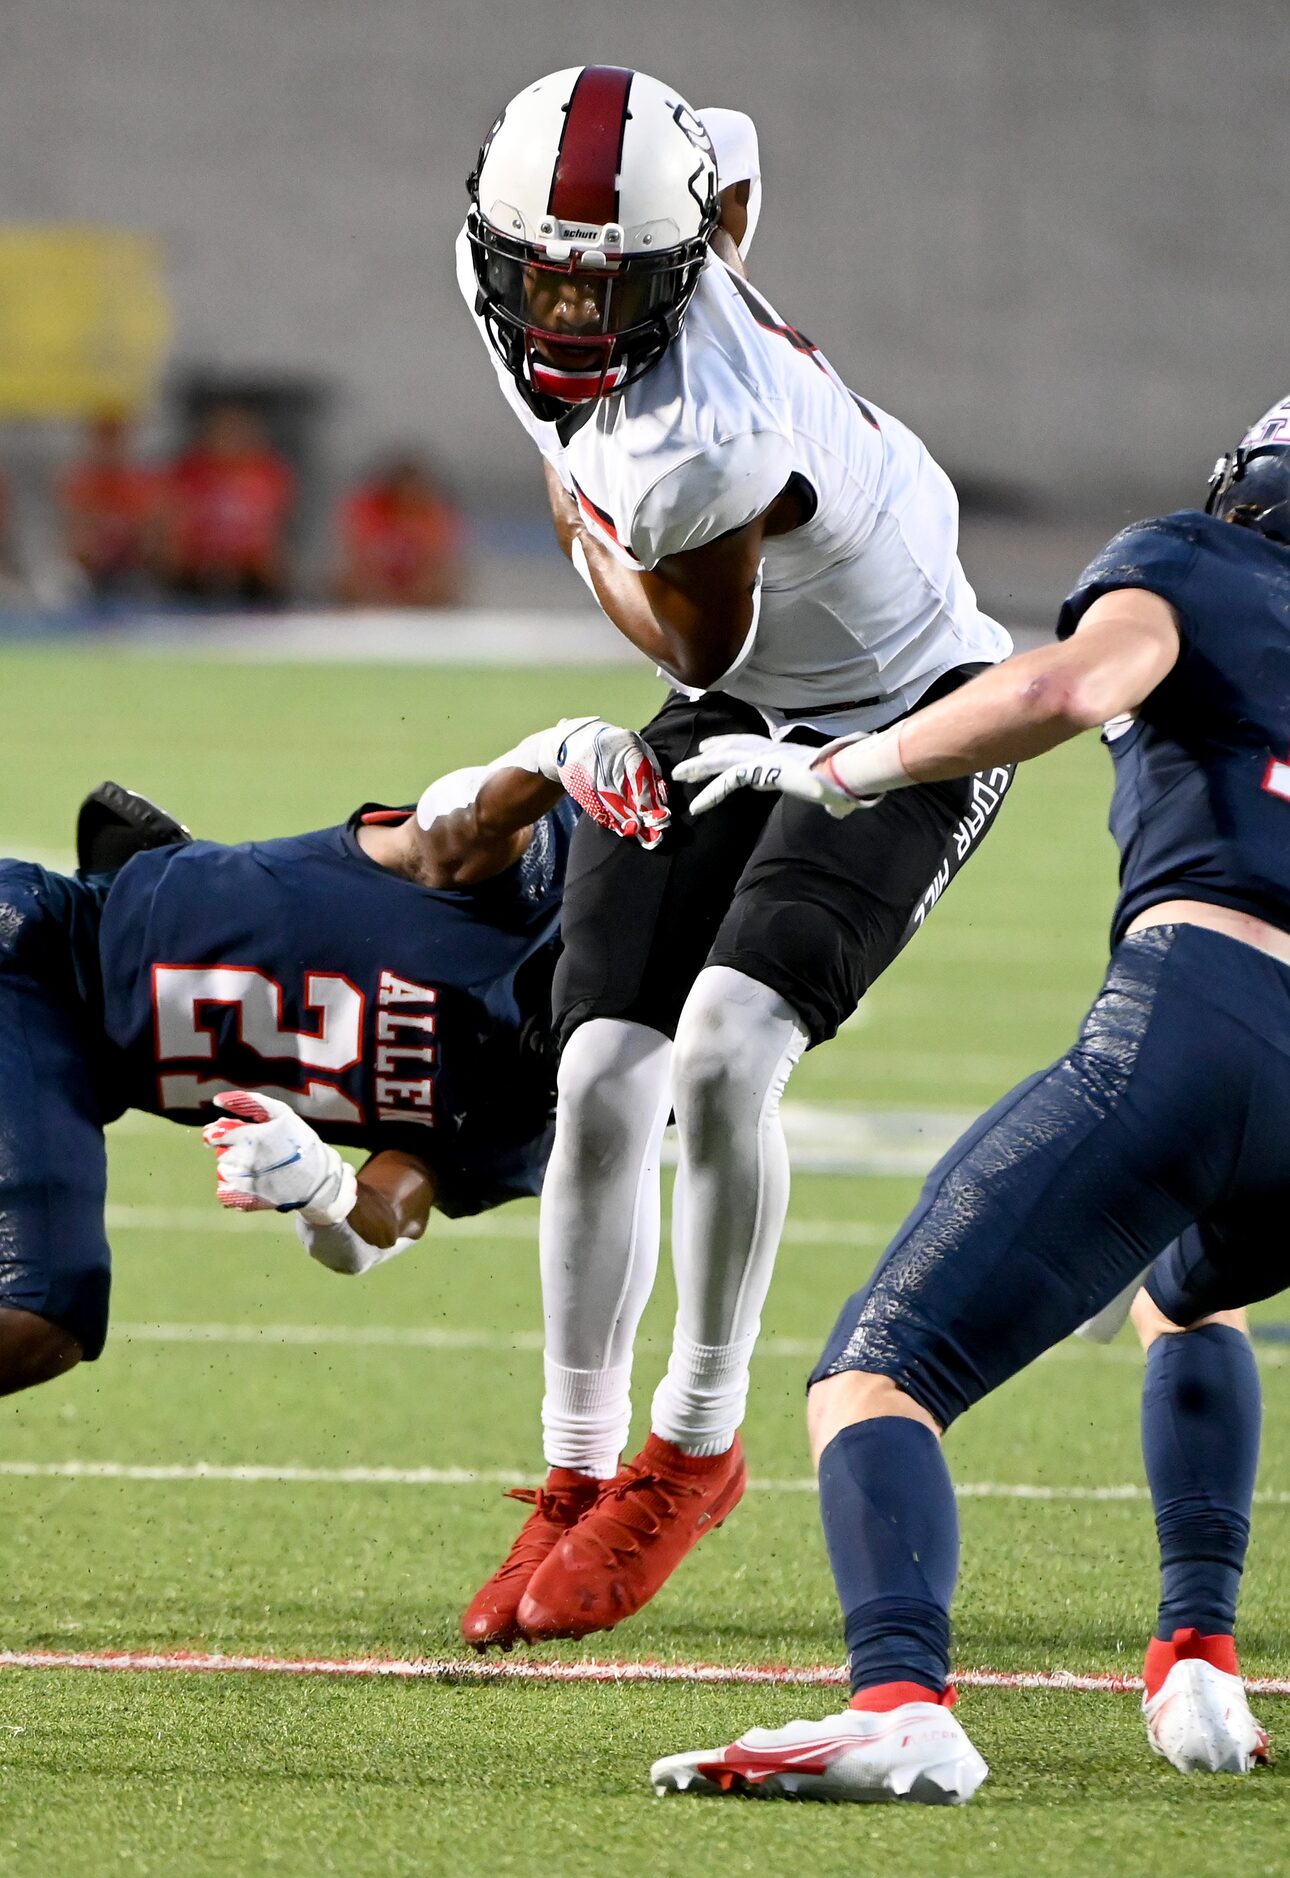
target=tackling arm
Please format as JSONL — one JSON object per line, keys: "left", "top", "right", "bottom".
{"left": 386, "top": 763, "right": 564, "bottom": 888}
{"left": 882, "top": 589, "right": 1182, "bottom": 783}
{"left": 361, "top": 715, "right": 671, "bottom": 889}
{"left": 675, "top": 589, "right": 1181, "bottom": 813}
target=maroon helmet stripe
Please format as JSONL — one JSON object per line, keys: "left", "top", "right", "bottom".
{"left": 548, "top": 66, "right": 633, "bottom": 225}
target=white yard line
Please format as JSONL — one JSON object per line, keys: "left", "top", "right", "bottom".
{"left": 2, "top": 1457, "right": 1288, "bottom": 1503}
{"left": 104, "top": 1093, "right": 986, "bottom": 1177}
{"left": 105, "top": 1319, "right": 1289, "bottom": 1367}
{"left": 0, "top": 1647, "right": 1286, "bottom": 1696}
{"left": 102, "top": 1206, "right": 891, "bottom": 1243}
{"left": 112, "top": 1320, "right": 809, "bottom": 1357}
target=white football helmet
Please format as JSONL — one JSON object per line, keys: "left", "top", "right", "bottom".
{"left": 466, "top": 66, "right": 718, "bottom": 418}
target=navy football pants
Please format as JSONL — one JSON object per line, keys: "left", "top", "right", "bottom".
{"left": 812, "top": 924, "right": 1290, "bottom": 1427}
{"left": 0, "top": 862, "right": 112, "bottom": 1359}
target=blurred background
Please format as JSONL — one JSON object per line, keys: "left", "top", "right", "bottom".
{"left": 0, "top": 0, "right": 1285, "bottom": 640}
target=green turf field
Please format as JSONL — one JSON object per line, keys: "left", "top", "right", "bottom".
{"left": 0, "top": 646, "right": 1285, "bottom": 1875}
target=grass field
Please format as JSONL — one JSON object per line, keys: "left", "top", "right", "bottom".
{"left": 0, "top": 646, "right": 1286, "bottom": 1875}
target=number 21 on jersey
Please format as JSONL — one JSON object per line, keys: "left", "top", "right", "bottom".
{"left": 151, "top": 965, "right": 365, "bottom": 1123}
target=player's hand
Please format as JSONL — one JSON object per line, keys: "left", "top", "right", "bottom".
{"left": 674, "top": 734, "right": 871, "bottom": 818}
{"left": 201, "top": 1092, "right": 357, "bottom": 1223}
{"left": 549, "top": 718, "right": 671, "bottom": 848}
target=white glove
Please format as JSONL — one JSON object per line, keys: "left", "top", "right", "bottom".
{"left": 673, "top": 735, "right": 860, "bottom": 818}
{"left": 493, "top": 716, "right": 670, "bottom": 848}
{"left": 549, "top": 717, "right": 670, "bottom": 848}
{"left": 674, "top": 725, "right": 910, "bottom": 818}
{"left": 201, "top": 1092, "right": 357, "bottom": 1223}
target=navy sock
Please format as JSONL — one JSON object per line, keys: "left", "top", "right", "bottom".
{"left": 1142, "top": 1324, "right": 1261, "bottom": 1640}
{"left": 817, "top": 1417, "right": 959, "bottom": 1696}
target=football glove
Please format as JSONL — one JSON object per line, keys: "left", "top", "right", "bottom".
{"left": 201, "top": 1092, "right": 357, "bottom": 1223}
{"left": 550, "top": 717, "right": 670, "bottom": 848}
{"left": 488, "top": 716, "right": 670, "bottom": 847}
{"left": 674, "top": 734, "right": 869, "bottom": 818}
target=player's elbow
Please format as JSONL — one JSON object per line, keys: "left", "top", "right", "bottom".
{"left": 667, "top": 646, "right": 733, "bottom": 690}
{"left": 1015, "top": 669, "right": 1104, "bottom": 736}
{"left": 663, "top": 621, "right": 751, "bottom": 690}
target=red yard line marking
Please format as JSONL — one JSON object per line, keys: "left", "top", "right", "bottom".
{"left": 1, "top": 1649, "right": 1288, "bottom": 1695}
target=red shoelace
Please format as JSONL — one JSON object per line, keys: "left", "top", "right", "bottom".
{"left": 575, "top": 1465, "right": 704, "bottom": 1566}
{"left": 487, "top": 1485, "right": 592, "bottom": 1582}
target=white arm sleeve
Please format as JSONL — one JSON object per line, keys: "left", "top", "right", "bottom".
{"left": 415, "top": 764, "right": 491, "bottom": 830}
{"left": 698, "top": 107, "right": 762, "bottom": 258}
{"left": 628, "top": 431, "right": 796, "bottom": 567}
{"left": 294, "top": 1214, "right": 418, "bottom": 1276}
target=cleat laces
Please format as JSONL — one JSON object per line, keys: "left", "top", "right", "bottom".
{"left": 489, "top": 1484, "right": 590, "bottom": 1583}
{"left": 579, "top": 1464, "right": 704, "bottom": 1566}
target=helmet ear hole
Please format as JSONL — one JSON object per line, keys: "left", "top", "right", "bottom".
{"left": 1205, "top": 451, "right": 1239, "bottom": 516}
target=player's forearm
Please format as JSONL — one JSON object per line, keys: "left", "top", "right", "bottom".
{"left": 418, "top": 769, "right": 559, "bottom": 884}
{"left": 863, "top": 593, "right": 1182, "bottom": 790}
{"left": 350, "top": 1150, "right": 434, "bottom": 1247}
{"left": 893, "top": 646, "right": 1098, "bottom": 783}
{"left": 473, "top": 765, "right": 563, "bottom": 837}
{"left": 296, "top": 1151, "right": 434, "bottom": 1274}
{"left": 578, "top": 530, "right": 751, "bottom": 688}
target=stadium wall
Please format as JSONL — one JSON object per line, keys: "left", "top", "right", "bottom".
{"left": 2, "top": 0, "right": 1286, "bottom": 515}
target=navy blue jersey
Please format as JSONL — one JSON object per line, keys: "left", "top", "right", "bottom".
{"left": 93, "top": 802, "right": 575, "bottom": 1216}
{"left": 1058, "top": 510, "right": 1290, "bottom": 945}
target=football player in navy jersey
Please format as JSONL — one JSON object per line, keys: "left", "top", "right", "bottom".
{"left": 0, "top": 716, "right": 666, "bottom": 1399}
{"left": 653, "top": 393, "right": 1290, "bottom": 1802}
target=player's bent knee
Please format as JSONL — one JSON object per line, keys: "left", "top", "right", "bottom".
{"left": 554, "top": 1023, "right": 659, "bottom": 1172}
{"left": 0, "top": 1307, "right": 83, "bottom": 1395}
{"left": 807, "top": 1369, "right": 941, "bottom": 1467}
{"left": 672, "top": 970, "right": 804, "bottom": 1142}
{"left": 671, "top": 1017, "right": 742, "bottom": 1132}
{"left": 1131, "top": 1285, "right": 1250, "bottom": 1351}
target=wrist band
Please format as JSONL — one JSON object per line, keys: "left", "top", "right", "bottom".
{"left": 818, "top": 724, "right": 911, "bottom": 800}
{"left": 298, "top": 1153, "right": 358, "bottom": 1226}
{"left": 295, "top": 1213, "right": 415, "bottom": 1276}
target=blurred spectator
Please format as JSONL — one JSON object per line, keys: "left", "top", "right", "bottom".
{"left": 161, "top": 403, "right": 294, "bottom": 605}
{"left": 335, "top": 453, "right": 466, "bottom": 608}
{"left": 0, "top": 470, "right": 29, "bottom": 603}
{"left": 58, "top": 412, "right": 161, "bottom": 600}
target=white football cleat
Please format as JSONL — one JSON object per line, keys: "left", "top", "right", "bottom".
{"left": 1144, "top": 1658, "right": 1270, "bottom": 1774}
{"left": 650, "top": 1702, "right": 988, "bottom": 1805}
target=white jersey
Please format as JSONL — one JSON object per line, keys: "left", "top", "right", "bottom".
{"left": 458, "top": 232, "right": 1011, "bottom": 736}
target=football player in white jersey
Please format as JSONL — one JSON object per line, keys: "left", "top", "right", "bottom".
{"left": 456, "top": 66, "right": 1014, "bottom": 1650}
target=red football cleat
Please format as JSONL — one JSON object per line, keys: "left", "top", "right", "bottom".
{"left": 517, "top": 1432, "right": 747, "bottom": 1641}
{"left": 460, "top": 1468, "right": 601, "bottom": 1651}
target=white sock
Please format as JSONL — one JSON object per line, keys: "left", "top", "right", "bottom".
{"left": 650, "top": 1329, "right": 760, "bottom": 1457}
{"left": 541, "top": 1357, "right": 632, "bottom": 1479}
{"left": 652, "top": 966, "right": 808, "bottom": 1456}
{"left": 538, "top": 1018, "right": 672, "bottom": 1470}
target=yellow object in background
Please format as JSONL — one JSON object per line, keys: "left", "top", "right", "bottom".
{"left": 0, "top": 227, "right": 172, "bottom": 417}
